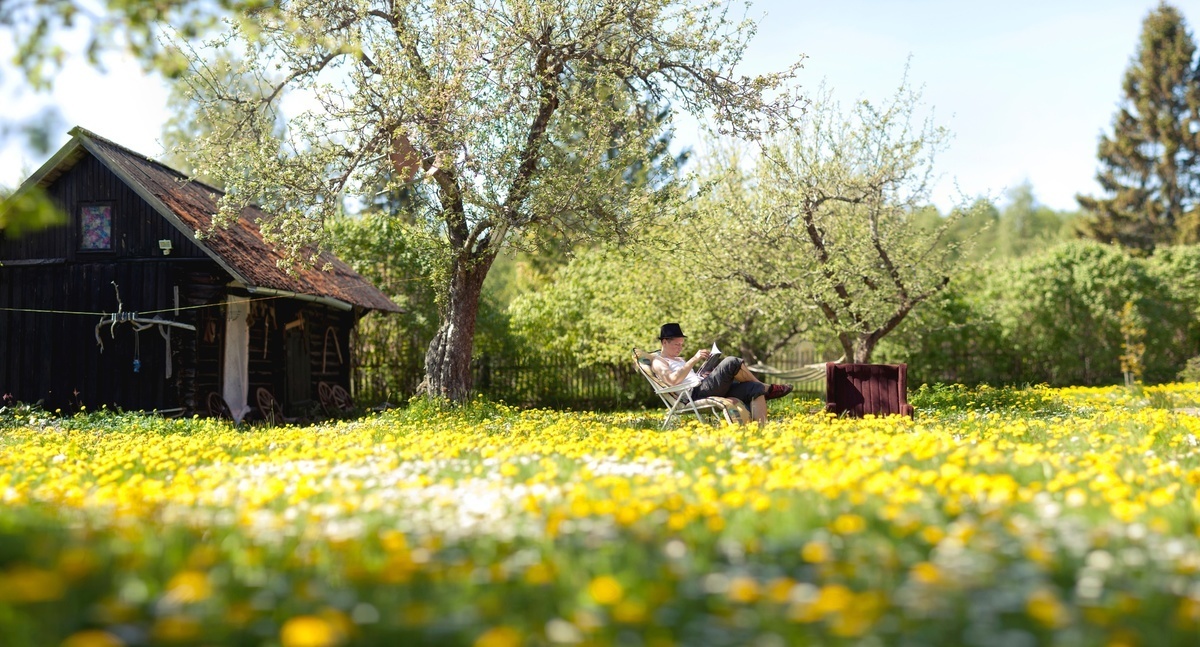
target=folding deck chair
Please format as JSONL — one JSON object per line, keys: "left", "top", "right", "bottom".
{"left": 632, "top": 348, "right": 750, "bottom": 428}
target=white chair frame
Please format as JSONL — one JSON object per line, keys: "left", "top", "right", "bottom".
{"left": 633, "top": 349, "right": 733, "bottom": 429}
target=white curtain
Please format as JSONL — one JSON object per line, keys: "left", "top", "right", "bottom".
{"left": 222, "top": 295, "right": 252, "bottom": 423}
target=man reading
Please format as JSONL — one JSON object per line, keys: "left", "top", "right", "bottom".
{"left": 651, "top": 322, "right": 793, "bottom": 425}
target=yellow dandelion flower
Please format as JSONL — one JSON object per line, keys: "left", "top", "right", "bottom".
{"left": 1176, "top": 597, "right": 1200, "bottom": 628}
{"left": 829, "top": 590, "right": 885, "bottom": 637}
{"left": 910, "top": 561, "right": 942, "bottom": 585}
{"left": 767, "top": 577, "right": 795, "bottom": 604}
{"left": 280, "top": 615, "right": 340, "bottom": 647}
{"left": 524, "top": 562, "right": 554, "bottom": 586}
{"left": 475, "top": 626, "right": 521, "bottom": 647}
{"left": 706, "top": 515, "right": 726, "bottom": 532}
{"left": 588, "top": 575, "right": 624, "bottom": 606}
{"left": 185, "top": 545, "right": 220, "bottom": 570}
{"left": 164, "top": 570, "right": 212, "bottom": 604}
{"left": 801, "top": 541, "right": 832, "bottom": 564}
{"left": 613, "top": 599, "right": 648, "bottom": 624}
{"left": 727, "top": 576, "right": 760, "bottom": 604}
{"left": 0, "top": 566, "right": 65, "bottom": 603}
{"left": 920, "top": 525, "right": 946, "bottom": 545}
{"left": 152, "top": 615, "right": 203, "bottom": 643}
{"left": 831, "top": 514, "right": 866, "bottom": 534}
{"left": 813, "top": 584, "right": 855, "bottom": 616}
{"left": 56, "top": 547, "right": 98, "bottom": 582}
{"left": 1147, "top": 487, "right": 1175, "bottom": 507}
{"left": 1026, "top": 588, "right": 1069, "bottom": 629}
{"left": 1105, "top": 629, "right": 1138, "bottom": 647}
{"left": 61, "top": 630, "right": 124, "bottom": 647}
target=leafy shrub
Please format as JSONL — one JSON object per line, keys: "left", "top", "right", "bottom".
{"left": 1179, "top": 356, "right": 1200, "bottom": 383}
{"left": 888, "top": 241, "right": 1200, "bottom": 387}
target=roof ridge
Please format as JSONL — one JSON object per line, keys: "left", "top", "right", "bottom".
{"left": 74, "top": 127, "right": 340, "bottom": 263}
{"left": 69, "top": 126, "right": 228, "bottom": 196}
{"left": 57, "top": 126, "right": 399, "bottom": 312}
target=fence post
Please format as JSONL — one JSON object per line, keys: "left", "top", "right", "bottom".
{"left": 478, "top": 354, "right": 491, "bottom": 391}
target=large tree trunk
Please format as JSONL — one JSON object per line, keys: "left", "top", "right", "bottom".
{"left": 422, "top": 255, "right": 493, "bottom": 401}
{"left": 839, "top": 333, "right": 875, "bottom": 364}
{"left": 853, "top": 336, "right": 874, "bottom": 364}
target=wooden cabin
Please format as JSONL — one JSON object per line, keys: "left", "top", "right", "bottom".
{"left": 0, "top": 127, "right": 401, "bottom": 420}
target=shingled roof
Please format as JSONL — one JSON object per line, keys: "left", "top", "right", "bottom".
{"left": 19, "top": 127, "right": 401, "bottom": 313}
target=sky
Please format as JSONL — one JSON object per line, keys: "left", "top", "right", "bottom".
{"left": 1, "top": 0, "right": 1198, "bottom": 212}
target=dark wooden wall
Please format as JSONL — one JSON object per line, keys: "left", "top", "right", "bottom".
{"left": 0, "top": 153, "right": 208, "bottom": 262}
{"left": 244, "top": 299, "right": 355, "bottom": 417}
{"left": 0, "top": 261, "right": 216, "bottom": 411}
{"left": 2, "top": 151, "right": 360, "bottom": 416}
{"left": 0, "top": 151, "right": 211, "bottom": 411}
{"left": 182, "top": 270, "right": 228, "bottom": 414}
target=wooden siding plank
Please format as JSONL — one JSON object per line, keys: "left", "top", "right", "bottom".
{"left": 9, "top": 267, "right": 20, "bottom": 398}
{"left": 0, "top": 268, "right": 11, "bottom": 397}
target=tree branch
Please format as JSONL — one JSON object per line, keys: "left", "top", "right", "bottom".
{"left": 502, "top": 28, "right": 565, "bottom": 226}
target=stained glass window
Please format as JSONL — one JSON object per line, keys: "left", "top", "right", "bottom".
{"left": 80, "top": 204, "right": 112, "bottom": 250}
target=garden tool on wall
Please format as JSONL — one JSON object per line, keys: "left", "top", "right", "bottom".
{"left": 93, "top": 282, "right": 197, "bottom": 375}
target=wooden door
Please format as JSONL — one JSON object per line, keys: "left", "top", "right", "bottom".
{"left": 284, "top": 326, "right": 312, "bottom": 416}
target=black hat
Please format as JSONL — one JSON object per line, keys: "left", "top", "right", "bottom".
{"left": 658, "top": 322, "right": 686, "bottom": 340}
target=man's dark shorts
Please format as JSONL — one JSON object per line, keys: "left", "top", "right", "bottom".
{"left": 690, "top": 357, "right": 768, "bottom": 407}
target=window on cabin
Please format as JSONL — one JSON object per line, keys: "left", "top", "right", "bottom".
{"left": 79, "top": 204, "right": 112, "bottom": 250}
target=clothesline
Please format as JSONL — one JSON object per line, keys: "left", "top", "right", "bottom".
{"left": 91, "top": 282, "right": 201, "bottom": 378}
{"left": 0, "top": 293, "right": 286, "bottom": 318}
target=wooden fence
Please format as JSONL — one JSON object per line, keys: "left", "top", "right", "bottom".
{"left": 355, "top": 347, "right": 829, "bottom": 411}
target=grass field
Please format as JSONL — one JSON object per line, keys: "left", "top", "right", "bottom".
{"left": 3, "top": 384, "right": 1200, "bottom": 646}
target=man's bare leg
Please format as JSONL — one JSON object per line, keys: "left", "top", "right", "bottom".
{"left": 735, "top": 364, "right": 763, "bottom": 383}
{"left": 751, "top": 395, "right": 767, "bottom": 425}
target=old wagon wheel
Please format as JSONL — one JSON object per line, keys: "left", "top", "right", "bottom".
{"left": 207, "top": 392, "right": 233, "bottom": 420}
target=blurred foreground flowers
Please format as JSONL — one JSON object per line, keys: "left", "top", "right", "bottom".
{"left": 3, "top": 386, "right": 1200, "bottom": 645}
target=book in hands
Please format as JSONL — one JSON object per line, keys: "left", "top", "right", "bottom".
{"left": 697, "top": 342, "right": 723, "bottom": 378}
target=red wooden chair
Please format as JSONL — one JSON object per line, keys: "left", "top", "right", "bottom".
{"left": 825, "top": 363, "right": 914, "bottom": 418}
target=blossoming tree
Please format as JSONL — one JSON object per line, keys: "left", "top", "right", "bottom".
{"left": 174, "top": 0, "right": 804, "bottom": 400}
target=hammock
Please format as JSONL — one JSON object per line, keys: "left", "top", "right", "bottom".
{"left": 747, "top": 356, "right": 845, "bottom": 382}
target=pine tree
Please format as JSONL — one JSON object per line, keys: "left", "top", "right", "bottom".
{"left": 1077, "top": 2, "right": 1200, "bottom": 253}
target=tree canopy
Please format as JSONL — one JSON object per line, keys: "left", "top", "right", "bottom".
{"left": 692, "top": 82, "right": 974, "bottom": 363}
{"left": 172, "top": 0, "right": 804, "bottom": 400}
{"left": 2, "top": 0, "right": 263, "bottom": 232}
